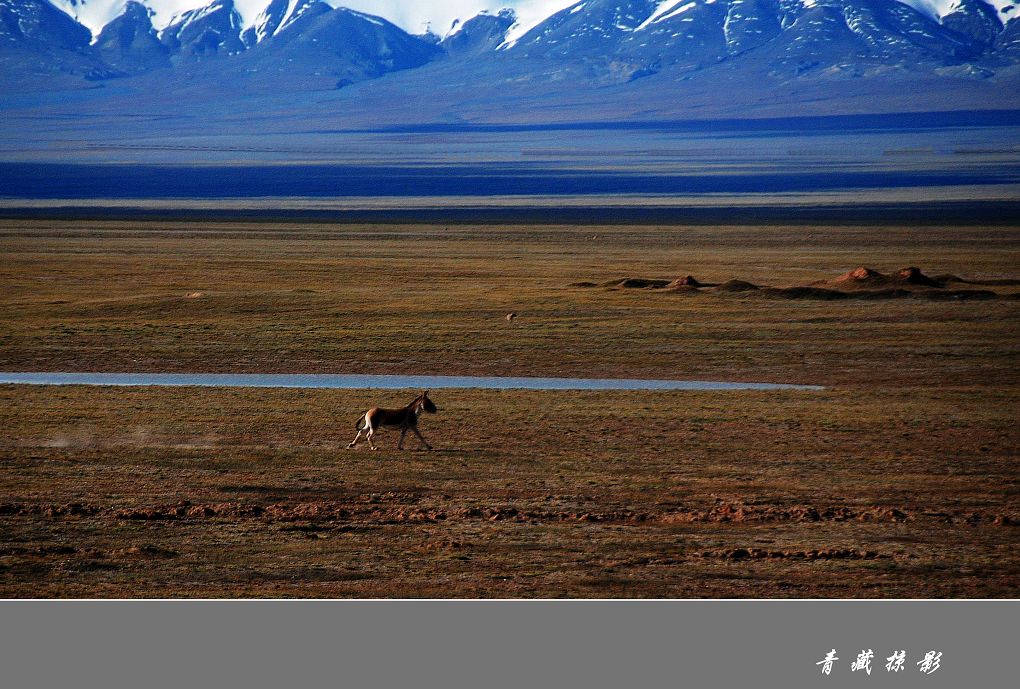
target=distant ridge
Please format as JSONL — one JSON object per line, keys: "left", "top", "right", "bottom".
{"left": 7, "top": 1, "right": 1020, "bottom": 89}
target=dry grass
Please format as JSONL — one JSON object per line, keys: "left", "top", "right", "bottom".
{"left": 0, "top": 219, "right": 1017, "bottom": 597}
{"left": 1, "top": 220, "right": 1018, "bottom": 386}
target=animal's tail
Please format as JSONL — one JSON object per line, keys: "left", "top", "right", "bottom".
{"left": 354, "top": 414, "right": 365, "bottom": 430}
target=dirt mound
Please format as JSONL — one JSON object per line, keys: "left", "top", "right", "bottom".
{"left": 921, "top": 273, "right": 1020, "bottom": 287}
{"left": 665, "top": 285, "right": 701, "bottom": 294}
{"left": 934, "top": 276, "right": 1020, "bottom": 288}
{"left": 833, "top": 266, "right": 887, "bottom": 285}
{"left": 607, "top": 278, "right": 671, "bottom": 289}
{"left": 568, "top": 281, "right": 597, "bottom": 288}
{"left": 817, "top": 266, "right": 898, "bottom": 290}
{"left": 714, "top": 279, "right": 759, "bottom": 292}
{"left": 896, "top": 266, "right": 942, "bottom": 287}
{"left": 761, "top": 287, "right": 850, "bottom": 300}
{"left": 752, "top": 285, "right": 995, "bottom": 301}
{"left": 821, "top": 266, "right": 949, "bottom": 292}
{"left": 671, "top": 275, "right": 702, "bottom": 287}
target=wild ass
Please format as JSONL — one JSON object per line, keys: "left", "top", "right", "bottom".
{"left": 347, "top": 390, "right": 437, "bottom": 451}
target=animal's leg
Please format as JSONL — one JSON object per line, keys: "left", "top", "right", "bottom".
{"left": 367, "top": 425, "right": 378, "bottom": 451}
{"left": 347, "top": 428, "right": 364, "bottom": 449}
{"left": 398, "top": 427, "right": 408, "bottom": 450}
{"left": 412, "top": 426, "right": 433, "bottom": 451}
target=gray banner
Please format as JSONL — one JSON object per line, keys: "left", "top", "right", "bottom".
{"left": 0, "top": 601, "right": 1012, "bottom": 688}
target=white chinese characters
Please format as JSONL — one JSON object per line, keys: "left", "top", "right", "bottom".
{"left": 885, "top": 650, "right": 906, "bottom": 673}
{"left": 851, "top": 649, "right": 874, "bottom": 675}
{"left": 816, "top": 649, "right": 839, "bottom": 676}
{"left": 816, "top": 649, "right": 942, "bottom": 676}
{"left": 917, "top": 651, "right": 942, "bottom": 675}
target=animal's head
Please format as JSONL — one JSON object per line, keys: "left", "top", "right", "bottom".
{"left": 420, "top": 390, "right": 438, "bottom": 414}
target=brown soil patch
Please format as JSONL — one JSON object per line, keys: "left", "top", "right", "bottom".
{"left": 698, "top": 548, "right": 890, "bottom": 561}
{"left": 7, "top": 499, "right": 1014, "bottom": 528}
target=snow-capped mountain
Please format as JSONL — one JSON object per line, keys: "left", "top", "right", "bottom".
{"left": 1, "top": 0, "right": 90, "bottom": 48}
{"left": 161, "top": 0, "right": 245, "bottom": 59}
{"left": 442, "top": 9, "right": 517, "bottom": 55}
{"left": 3, "top": 0, "right": 1020, "bottom": 90}
{"left": 901, "top": 0, "right": 1018, "bottom": 25}
{"left": 42, "top": 1, "right": 580, "bottom": 39}
{"left": 44, "top": 0, "right": 1020, "bottom": 41}
{"left": 496, "top": 0, "right": 1017, "bottom": 82}
{"left": 0, "top": 0, "right": 114, "bottom": 81}
{"left": 93, "top": 1, "right": 170, "bottom": 73}
{"left": 232, "top": 2, "right": 439, "bottom": 87}
{"left": 14, "top": 1, "right": 440, "bottom": 80}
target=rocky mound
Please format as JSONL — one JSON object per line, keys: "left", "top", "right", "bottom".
{"left": 575, "top": 266, "right": 1015, "bottom": 300}
{"left": 714, "top": 279, "right": 759, "bottom": 292}
{"left": 669, "top": 275, "right": 702, "bottom": 288}
{"left": 896, "top": 266, "right": 942, "bottom": 287}
{"left": 932, "top": 274, "right": 1020, "bottom": 287}
{"left": 604, "top": 278, "right": 671, "bottom": 289}
{"left": 820, "top": 266, "right": 944, "bottom": 291}
{"left": 833, "top": 266, "right": 887, "bottom": 286}
{"left": 665, "top": 285, "right": 701, "bottom": 294}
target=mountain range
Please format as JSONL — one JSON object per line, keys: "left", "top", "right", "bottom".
{"left": 3, "top": 0, "right": 1019, "bottom": 85}
{"left": 1, "top": 0, "right": 1019, "bottom": 134}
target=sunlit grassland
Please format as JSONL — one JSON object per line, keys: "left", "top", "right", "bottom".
{"left": 0, "top": 220, "right": 1017, "bottom": 597}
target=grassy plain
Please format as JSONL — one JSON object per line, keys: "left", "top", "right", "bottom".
{"left": 1, "top": 219, "right": 1017, "bottom": 597}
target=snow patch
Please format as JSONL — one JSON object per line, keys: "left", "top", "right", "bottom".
{"left": 642, "top": 1, "right": 697, "bottom": 28}
{"left": 899, "top": 1, "right": 1018, "bottom": 25}
{"left": 636, "top": 2, "right": 684, "bottom": 31}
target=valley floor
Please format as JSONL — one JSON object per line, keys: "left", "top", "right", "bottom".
{"left": 0, "top": 220, "right": 1017, "bottom": 597}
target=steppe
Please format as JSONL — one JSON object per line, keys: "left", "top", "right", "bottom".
{"left": 1, "top": 219, "right": 1017, "bottom": 597}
